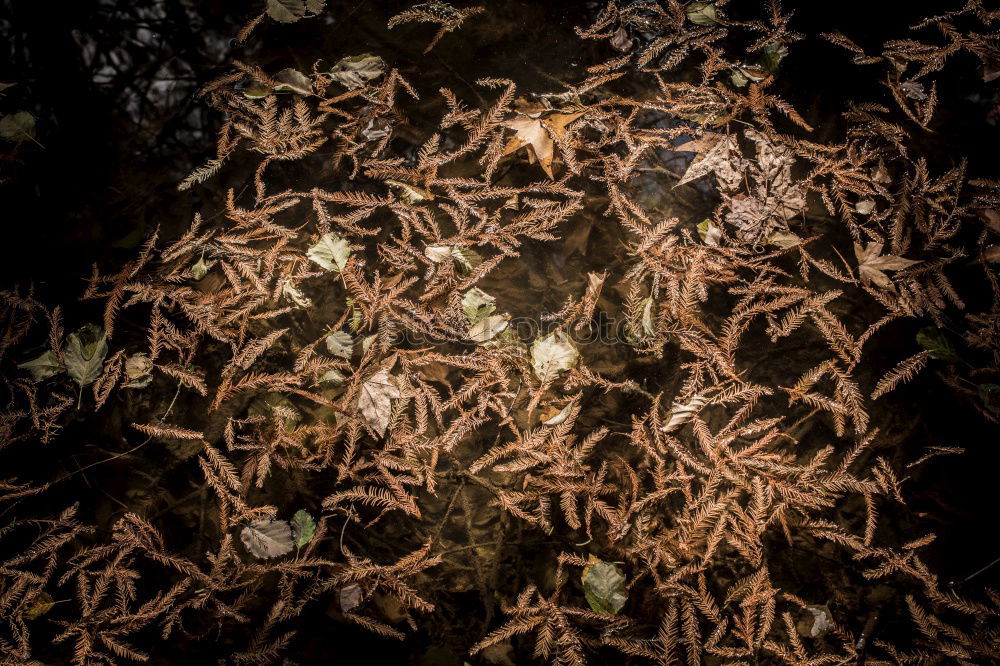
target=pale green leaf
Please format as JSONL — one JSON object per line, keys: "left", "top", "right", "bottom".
{"left": 307, "top": 233, "right": 352, "bottom": 272}
{"left": 325, "top": 331, "right": 354, "bottom": 359}
{"left": 582, "top": 559, "right": 627, "bottom": 615}
{"left": 18, "top": 350, "right": 64, "bottom": 382}
{"left": 291, "top": 510, "right": 316, "bottom": 547}
{"left": 462, "top": 287, "right": 495, "bottom": 324}
{"left": 0, "top": 111, "right": 36, "bottom": 142}
{"left": 64, "top": 324, "right": 107, "bottom": 388}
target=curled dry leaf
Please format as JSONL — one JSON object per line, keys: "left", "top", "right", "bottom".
{"left": 531, "top": 331, "right": 578, "bottom": 383}
{"left": 661, "top": 395, "right": 708, "bottom": 432}
{"left": 328, "top": 54, "right": 386, "bottom": 90}
{"left": 273, "top": 68, "right": 313, "bottom": 96}
{"left": 358, "top": 368, "right": 402, "bottom": 436}
{"left": 240, "top": 519, "right": 294, "bottom": 559}
{"left": 124, "top": 352, "right": 153, "bottom": 388}
{"left": 582, "top": 557, "right": 628, "bottom": 615}
{"left": 468, "top": 314, "right": 509, "bottom": 343}
{"left": 501, "top": 110, "right": 584, "bottom": 179}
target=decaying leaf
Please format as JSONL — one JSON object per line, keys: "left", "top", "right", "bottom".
{"left": 340, "top": 584, "right": 363, "bottom": 613}
{"left": 387, "top": 180, "right": 434, "bottom": 203}
{"left": 424, "top": 245, "right": 452, "bottom": 263}
{"left": 686, "top": 2, "right": 718, "bottom": 26}
{"left": 0, "top": 111, "right": 36, "bottom": 142}
{"left": 191, "top": 254, "right": 215, "bottom": 280}
{"left": 502, "top": 111, "right": 584, "bottom": 179}
{"left": 319, "top": 368, "right": 346, "bottom": 385}
{"left": 531, "top": 331, "right": 578, "bottom": 383}
{"left": 855, "top": 199, "right": 876, "bottom": 215}
{"left": 468, "top": 314, "right": 509, "bottom": 343}
{"left": 240, "top": 519, "right": 294, "bottom": 559}
{"left": 358, "top": 367, "right": 402, "bottom": 436}
{"left": 462, "top": 287, "right": 496, "bottom": 324}
{"left": 307, "top": 232, "right": 352, "bottom": 272}
{"left": 676, "top": 133, "right": 743, "bottom": 190}
{"left": 697, "top": 219, "right": 722, "bottom": 246}
{"left": 328, "top": 54, "right": 386, "bottom": 90}
{"left": 796, "top": 604, "right": 833, "bottom": 638}
{"left": 24, "top": 592, "right": 56, "bottom": 620}
{"left": 18, "top": 350, "right": 64, "bottom": 382}
{"left": 325, "top": 331, "right": 355, "bottom": 358}
{"left": 65, "top": 324, "right": 108, "bottom": 388}
{"left": 273, "top": 68, "right": 313, "bottom": 95}
{"left": 854, "top": 241, "right": 919, "bottom": 289}
{"left": 582, "top": 557, "right": 628, "bottom": 615}
{"left": 280, "top": 279, "right": 312, "bottom": 308}
{"left": 451, "top": 246, "right": 482, "bottom": 272}
{"left": 661, "top": 395, "right": 708, "bottom": 432}
{"left": 266, "top": 0, "right": 324, "bottom": 22}
{"left": 124, "top": 353, "right": 153, "bottom": 388}
{"left": 291, "top": 509, "right": 316, "bottom": 547}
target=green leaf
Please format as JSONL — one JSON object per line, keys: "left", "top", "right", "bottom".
{"left": 64, "top": 324, "right": 108, "bottom": 387}
{"left": 582, "top": 558, "right": 627, "bottom": 615}
{"left": 451, "top": 246, "right": 482, "bottom": 273}
{"left": 978, "top": 383, "right": 1000, "bottom": 416}
{"left": 291, "top": 510, "right": 316, "bottom": 547}
{"left": 686, "top": 2, "right": 718, "bottom": 26}
{"left": 462, "top": 288, "right": 496, "bottom": 325}
{"left": 273, "top": 68, "right": 313, "bottom": 96}
{"left": 18, "top": 350, "right": 64, "bottom": 382}
{"left": 760, "top": 42, "right": 788, "bottom": 74}
{"left": 530, "top": 331, "right": 578, "bottom": 383}
{"left": 307, "top": 232, "right": 352, "bottom": 272}
{"left": 191, "top": 255, "right": 214, "bottom": 280}
{"left": 0, "top": 111, "right": 36, "bottom": 142}
{"left": 916, "top": 327, "right": 958, "bottom": 361}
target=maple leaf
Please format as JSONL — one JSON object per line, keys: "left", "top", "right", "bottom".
{"left": 854, "top": 241, "right": 920, "bottom": 288}
{"left": 502, "top": 111, "right": 584, "bottom": 179}
{"left": 675, "top": 133, "right": 743, "bottom": 190}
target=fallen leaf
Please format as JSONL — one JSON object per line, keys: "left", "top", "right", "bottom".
{"left": 325, "top": 331, "right": 354, "bottom": 358}
{"left": 65, "top": 324, "right": 107, "bottom": 388}
{"left": 854, "top": 241, "right": 919, "bottom": 288}
{"left": 308, "top": 232, "right": 352, "bottom": 272}
{"left": 273, "top": 68, "right": 313, "bottom": 95}
{"left": 676, "top": 133, "right": 742, "bottom": 191}
{"left": 0, "top": 111, "right": 36, "bottom": 142}
{"left": 661, "top": 395, "right": 708, "bottom": 432}
{"left": 531, "top": 331, "right": 578, "bottom": 383}
{"left": 319, "top": 368, "right": 345, "bottom": 385}
{"left": 462, "top": 287, "right": 496, "bottom": 324}
{"left": 358, "top": 368, "right": 401, "bottom": 436}
{"left": 328, "top": 54, "right": 386, "bottom": 90}
{"left": 424, "top": 245, "right": 452, "bottom": 263}
{"left": 468, "top": 314, "right": 509, "bottom": 343}
{"left": 582, "top": 557, "right": 628, "bottom": 615}
{"left": 686, "top": 2, "right": 718, "bottom": 26}
{"left": 267, "top": 0, "right": 306, "bottom": 22}
{"left": 25, "top": 592, "right": 56, "bottom": 620}
{"left": 340, "top": 584, "right": 363, "bottom": 613}
{"left": 18, "top": 350, "right": 64, "bottom": 382}
{"left": 291, "top": 509, "right": 316, "bottom": 547}
{"left": 697, "top": 219, "right": 722, "bottom": 246}
{"left": 610, "top": 26, "right": 632, "bottom": 52}
{"left": 280, "top": 279, "right": 312, "bottom": 308}
{"left": 796, "top": 604, "right": 833, "bottom": 638}
{"left": 451, "top": 246, "right": 482, "bottom": 273}
{"left": 124, "top": 353, "right": 153, "bottom": 388}
{"left": 502, "top": 111, "right": 584, "bottom": 179}
{"left": 387, "top": 180, "right": 434, "bottom": 203}
{"left": 241, "top": 520, "right": 294, "bottom": 559}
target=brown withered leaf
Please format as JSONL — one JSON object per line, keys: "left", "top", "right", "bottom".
{"left": 240, "top": 520, "right": 294, "bottom": 559}
{"left": 502, "top": 110, "right": 584, "bottom": 179}
{"left": 854, "top": 241, "right": 920, "bottom": 288}
{"left": 675, "top": 133, "right": 743, "bottom": 190}
{"left": 358, "top": 368, "right": 402, "bottom": 436}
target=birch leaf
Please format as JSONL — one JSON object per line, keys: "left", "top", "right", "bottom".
{"left": 0, "top": 111, "right": 36, "bottom": 142}
{"left": 425, "top": 245, "right": 452, "bottom": 263}
{"left": 325, "top": 331, "right": 354, "bottom": 358}
{"left": 462, "top": 288, "right": 495, "bottom": 324}
{"left": 451, "top": 246, "right": 482, "bottom": 273}
{"left": 531, "top": 331, "right": 578, "bottom": 383}
{"left": 18, "top": 350, "right": 64, "bottom": 382}
{"left": 266, "top": 0, "right": 306, "bottom": 22}
{"left": 319, "top": 368, "right": 345, "bottom": 385}
{"left": 291, "top": 510, "right": 316, "bottom": 547}
{"left": 328, "top": 54, "right": 386, "bottom": 90}
{"left": 468, "top": 314, "right": 509, "bottom": 343}
{"left": 686, "top": 2, "right": 718, "bottom": 26}
{"left": 240, "top": 520, "right": 294, "bottom": 559}
{"left": 358, "top": 369, "right": 401, "bottom": 436}
{"left": 65, "top": 324, "right": 107, "bottom": 388}
{"left": 582, "top": 558, "right": 627, "bottom": 615}
{"left": 308, "top": 233, "right": 352, "bottom": 272}
{"left": 273, "top": 68, "right": 313, "bottom": 95}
